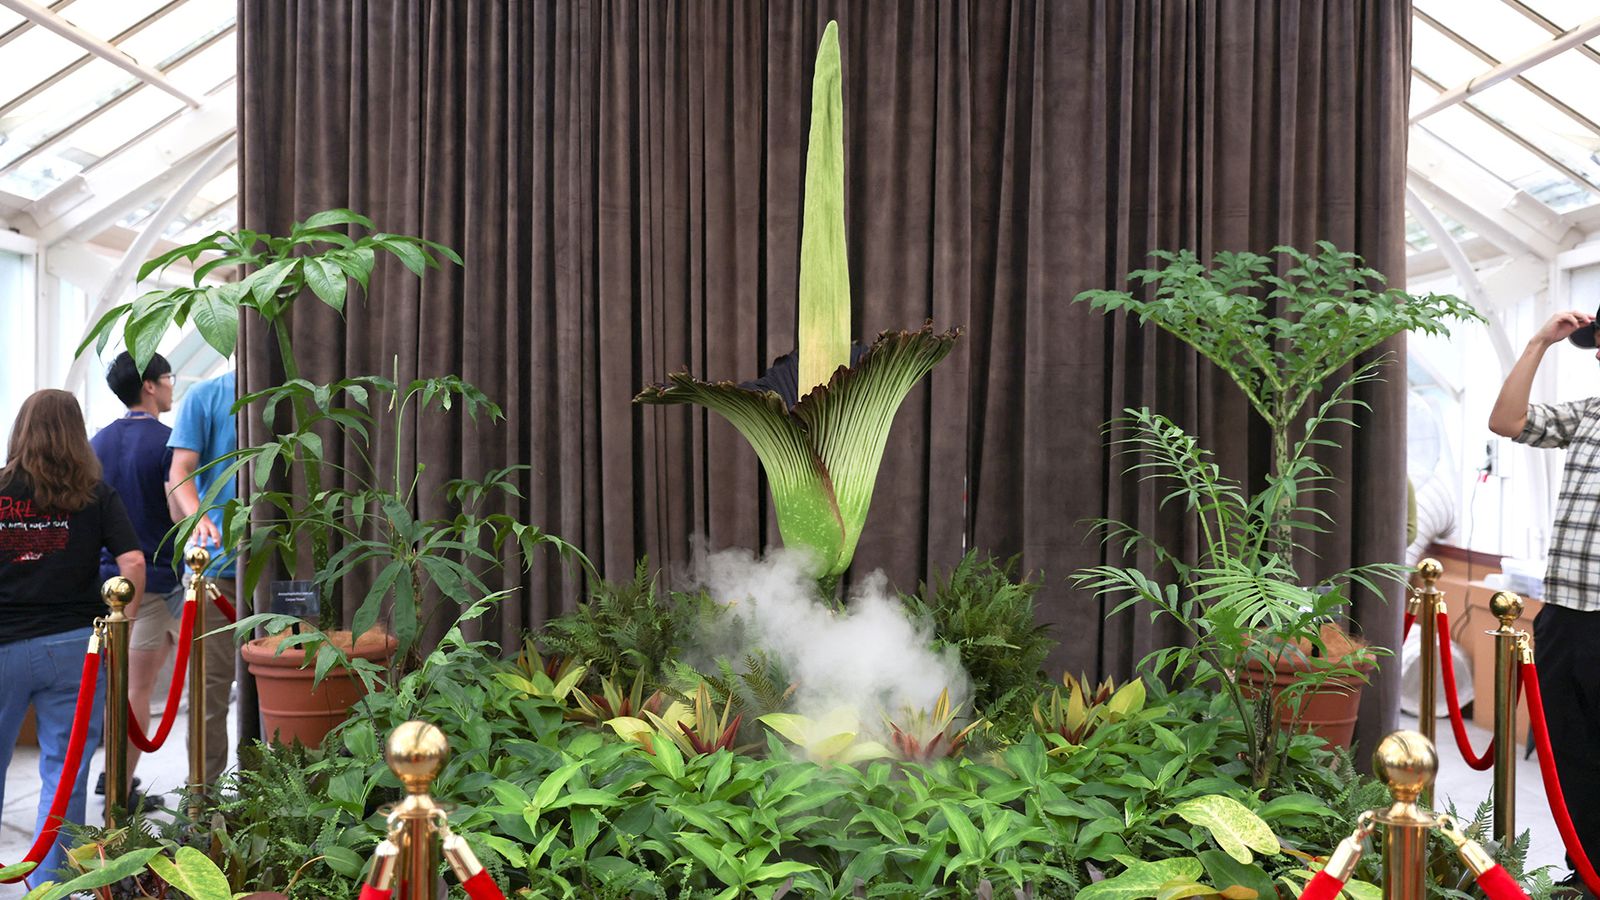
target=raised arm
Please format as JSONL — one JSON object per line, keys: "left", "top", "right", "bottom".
{"left": 1489, "top": 310, "right": 1593, "bottom": 437}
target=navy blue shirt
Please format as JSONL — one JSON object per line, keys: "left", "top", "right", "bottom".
{"left": 92, "top": 414, "right": 178, "bottom": 594}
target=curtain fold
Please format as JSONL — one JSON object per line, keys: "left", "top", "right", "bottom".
{"left": 239, "top": 0, "right": 1411, "bottom": 755}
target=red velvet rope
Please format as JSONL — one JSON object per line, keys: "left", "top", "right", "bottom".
{"left": 208, "top": 586, "right": 236, "bottom": 624}
{"left": 128, "top": 598, "right": 197, "bottom": 752}
{"left": 1521, "top": 661, "right": 1600, "bottom": 896}
{"left": 1476, "top": 863, "right": 1531, "bottom": 900}
{"left": 461, "top": 869, "right": 507, "bottom": 900}
{"left": 1403, "top": 612, "right": 1415, "bottom": 641}
{"left": 0, "top": 641, "right": 102, "bottom": 884}
{"left": 1298, "top": 870, "right": 1345, "bottom": 900}
{"left": 357, "top": 886, "right": 391, "bottom": 900}
{"left": 1436, "top": 611, "right": 1496, "bottom": 770}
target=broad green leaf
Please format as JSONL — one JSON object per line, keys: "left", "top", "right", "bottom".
{"left": 1076, "top": 857, "right": 1206, "bottom": 900}
{"left": 303, "top": 257, "right": 348, "bottom": 313}
{"left": 1171, "top": 795, "right": 1280, "bottom": 864}
{"left": 147, "top": 847, "right": 232, "bottom": 900}
{"left": 797, "top": 20, "right": 850, "bottom": 396}
{"left": 25, "top": 848, "right": 161, "bottom": 900}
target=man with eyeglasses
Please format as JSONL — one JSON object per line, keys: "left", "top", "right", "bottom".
{"left": 89, "top": 351, "right": 178, "bottom": 807}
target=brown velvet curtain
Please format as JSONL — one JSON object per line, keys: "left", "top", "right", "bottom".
{"left": 239, "top": 0, "right": 1412, "bottom": 753}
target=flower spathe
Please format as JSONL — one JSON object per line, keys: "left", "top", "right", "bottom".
{"left": 636, "top": 322, "right": 959, "bottom": 578}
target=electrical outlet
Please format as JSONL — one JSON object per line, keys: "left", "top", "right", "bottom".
{"left": 1483, "top": 439, "right": 1499, "bottom": 477}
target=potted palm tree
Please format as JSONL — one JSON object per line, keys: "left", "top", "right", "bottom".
{"left": 1071, "top": 244, "right": 1481, "bottom": 784}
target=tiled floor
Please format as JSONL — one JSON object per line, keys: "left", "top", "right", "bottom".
{"left": 1, "top": 700, "right": 236, "bottom": 899}
{"left": 1400, "top": 711, "right": 1570, "bottom": 878}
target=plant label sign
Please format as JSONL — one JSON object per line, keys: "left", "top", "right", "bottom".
{"left": 269, "top": 580, "right": 320, "bottom": 619}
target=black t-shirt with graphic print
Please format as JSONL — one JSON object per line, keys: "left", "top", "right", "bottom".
{"left": 0, "top": 478, "right": 140, "bottom": 645}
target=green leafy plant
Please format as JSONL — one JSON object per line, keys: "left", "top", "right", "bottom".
{"left": 1075, "top": 242, "right": 1481, "bottom": 548}
{"left": 902, "top": 551, "right": 1054, "bottom": 735}
{"left": 216, "top": 371, "right": 584, "bottom": 668}
{"left": 635, "top": 22, "right": 959, "bottom": 584}
{"left": 78, "top": 209, "right": 463, "bottom": 629}
{"left": 539, "top": 558, "right": 708, "bottom": 692}
{"left": 1073, "top": 404, "right": 1403, "bottom": 788}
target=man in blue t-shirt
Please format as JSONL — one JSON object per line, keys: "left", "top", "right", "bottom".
{"left": 167, "top": 370, "right": 237, "bottom": 781}
{"left": 91, "top": 352, "right": 177, "bottom": 802}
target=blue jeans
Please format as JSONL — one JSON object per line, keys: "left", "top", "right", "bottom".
{"left": 0, "top": 626, "right": 106, "bottom": 884}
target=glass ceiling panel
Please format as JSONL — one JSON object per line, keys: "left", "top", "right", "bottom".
{"left": 1523, "top": 53, "right": 1600, "bottom": 125}
{"left": 1415, "top": 0, "right": 1553, "bottom": 65}
{"left": 1518, "top": 0, "right": 1600, "bottom": 32}
{"left": 1468, "top": 80, "right": 1600, "bottom": 183}
{"left": 1417, "top": 107, "right": 1596, "bottom": 209}
{"left": 0, "top": 87, "right": 183, "bottom": 198}
{"left": 164, "top": 34, "right": 235, "bottom": 97}
{"left": 1412, "top": 19, "right": 1492, "bottom": 85}
{"left": 0, "top": 27, "right": 85, "bottom": 108}
{"left": 117, "top": 0, "right": 234, "bottom": 69}
{"left": 58, "top": 0, "right": 172, "bottom": 42}
{"left": 0, "top": 10, "right": 26, "bottom": 34}
{"left": 0, "top": 59, "right": 138, "bottom": 171}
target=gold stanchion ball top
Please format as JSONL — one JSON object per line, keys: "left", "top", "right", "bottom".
{"left": 1373, "top": 730, "right": 1437, "bottom": 801}
{"left": 386, "top": 721, "right": 449, "bottom": 793}
{"left": 1489, "top": 591, "right": 1524, "bottom": 623}
{"left": 101, "top": 576, "right": 135, "bottom": 609}
{"left": 184, "top": 544, "right": 212, "bottom": 573}
{"left": 1416, "top": 558, "right": 1443, "bottom": 583}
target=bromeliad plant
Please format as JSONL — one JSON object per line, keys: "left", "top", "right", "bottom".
{"left": 635, "top": 21, "right": 959, "bottom": 583}
{"left": 1032, "top": 673, "right": 1146, "bottom": 751}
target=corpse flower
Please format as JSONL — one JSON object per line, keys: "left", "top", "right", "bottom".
{"left": 635, "top": 21, "right": 959, "bottom": 580}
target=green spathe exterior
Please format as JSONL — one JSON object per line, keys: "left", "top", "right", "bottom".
{"left": 635, "top": 21, "right": 959, "bottom": 578}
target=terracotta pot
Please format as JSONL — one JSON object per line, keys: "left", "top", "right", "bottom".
{"left": 242, "top": 629, "right": 397, "bottom": 747}
{"left": 1238, "top": 653, "right": 1372, "bottom": 750}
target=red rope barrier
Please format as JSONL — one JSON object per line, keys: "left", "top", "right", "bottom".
{"left": 0, "top": 638, "right": 102, "bottom": 884}
{"left": 1436, "top": 611, "right": 1496, "bottom": 770}
{"left": 1298, "top": 870, "right": 1345, "bottom": 900}
{"left": 1521, "top": 660, "right": 1600, "bottom": 896}
{"left": 461, "top": 868, "right": 507, "bottom": 900}
{"left": 1403, "top": 612, "right": 1415, "bottom": 641}
{"left": 1476, "top": 864, "right": 1531, "bottom": 900}
{"left": 128, "top": 598, "right": 197, "bottom": 752}
{"left": 357, "top": 886, "right": 391, "bottom": 900}
{"left": 208, "top": 585, "right": 236, "bottom": 624}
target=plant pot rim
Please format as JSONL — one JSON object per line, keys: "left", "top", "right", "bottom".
{"left": 241, "top": 629, "right": 397, "bottom": 667}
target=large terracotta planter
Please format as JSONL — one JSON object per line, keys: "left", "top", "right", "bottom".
{"left": 242, "top": 629, "right": 397, "bottom": 747}
{"left": 1238, "top": 653, "right": 1372, "bottom": 749}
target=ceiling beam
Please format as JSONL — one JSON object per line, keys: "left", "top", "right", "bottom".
{"left": 1414, "top": 9, "right": 1600, "bottom": 140}
{"left": 1499, "top": 0, "right": 1600, "bottom": 68}
{"left": 0, "top": 0, "right": 201, "bottom": 107}
{"left": 1408, "top": 132, "right": 1575, "bottom": 260}
{"left": 0, "top": 0, "right": 70, "bottom": 50}
{"left": 1410, "top": 14, "right": 1600, "bottom": 123}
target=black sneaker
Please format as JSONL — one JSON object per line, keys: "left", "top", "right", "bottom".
{"left": 93, "top": 772, "right": 141, "bottom": 795}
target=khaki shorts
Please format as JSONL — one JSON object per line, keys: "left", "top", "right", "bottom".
{"left": 129, "top": 588, "right": 186, "bottom": 652}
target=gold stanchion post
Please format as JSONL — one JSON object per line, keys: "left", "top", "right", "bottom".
{"left": 184, "top": 546, "right": 210, "bottom": 820}
{"left": 387, "top": 721, "right": 449, "bottom": 900}
{"left": 1488, "top": 591, "right": 1523, "bottom": 845}
{"left": 1413, "top": 559, "right": 1444, "bottom": 803}
{"left": 1375, "top": 730, "right": 1438, "bottom": 900}
{"left": 100, "top": 576, "right": 134, "bottom": 826}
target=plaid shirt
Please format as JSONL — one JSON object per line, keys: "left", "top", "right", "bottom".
{"left": 1515, "top": 397, "right": 1600, "bottom": 612}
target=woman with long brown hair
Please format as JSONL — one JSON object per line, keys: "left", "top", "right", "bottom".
{"left": 0, "top": 389, "right": 145, "bottom": 882}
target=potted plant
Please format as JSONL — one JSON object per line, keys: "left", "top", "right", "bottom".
{"left": 77, "top": 210, "right": 583, "bottom": 745}
{"left": 1070, "top": 243, "right": 1481, "bottom": 785}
